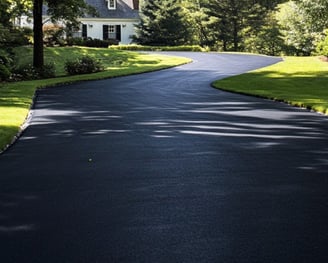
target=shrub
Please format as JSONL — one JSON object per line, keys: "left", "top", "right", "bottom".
{"left": 316, "top": 30, "right": 328, "bottom": 57}
{"left": 66, "top": 37, "right": 119, "bottom": 48}
{"left": 0, "top": 25, "right": 31, "bottom": 47}
{"left": 65, "top": 56, "right": 104, "bottom": 75}
{"left": 12, "top": 62, "right": 56, "bottom": 81}
{"left": 43, "top": 24, "right": 65, "bottom": 47}
{"left": 0, "top": 48, "right": 13, "bottom": 65}
{"left": 84, "top": 38, "right": 118, "bottom": 47}
{"left": 0, "top": 48, "right": 14, "bottom": 81}
{"left": 38, "top": 62, "right": 56, "bottom": 78}
{"left": 0, "top": 64, "right": 11, "bottom": 81}
{"left": 12, "top": 63, "right": 38, "bottom": 80}
{"left": 66, "top": 37, "right": 84, "bottom": 46}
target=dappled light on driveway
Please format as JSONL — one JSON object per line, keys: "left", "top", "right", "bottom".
{"left": 1, "top": 52, "right": 328, "bottom": 263}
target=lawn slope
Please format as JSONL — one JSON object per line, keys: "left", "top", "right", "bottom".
{"left": 213, "top": 56, "right": 328, "bottom": 114}
{"left": 0, "top": 47, "right": 191, "bottom": 152}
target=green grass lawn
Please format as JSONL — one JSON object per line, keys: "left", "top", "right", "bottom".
{"left": 0, "top": 46, "right": 191, "bottom": 152}
{"left": 213, "top": 56, "right": 328, "bottom": 114}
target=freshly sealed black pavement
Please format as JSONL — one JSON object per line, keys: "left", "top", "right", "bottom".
{"left": 1, "top": 53, "right": 328, "bottom": 263}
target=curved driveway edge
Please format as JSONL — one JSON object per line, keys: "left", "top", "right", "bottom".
{"left": 1, "top": 53, "right": 328, "bottom": 263}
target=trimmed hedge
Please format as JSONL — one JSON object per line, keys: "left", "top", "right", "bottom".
{"left": 109, "top": 44, "right": 205, "bottom": 52}
{"left": 67, "top": 37, "right": 119, "bottom": 48}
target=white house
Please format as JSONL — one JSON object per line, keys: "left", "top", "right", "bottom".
{"left": 16, "top": 0, "right": 140, "bottom": 45}
{"left": 78, "top": 0, "right": 140, "bottom": 44}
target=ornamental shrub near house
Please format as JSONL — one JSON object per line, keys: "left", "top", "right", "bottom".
{"left": 43, "top": 25, "right": 65, "bottom": 47}
{"left": 66, "top": 37, "right": 119, "bottom": 48}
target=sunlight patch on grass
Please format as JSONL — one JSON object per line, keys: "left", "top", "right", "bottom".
{"left": 213, "top": 57, "right": 328, "bottom": 115}
{"left": 0, "top": 47, "right": 191, "bottom": 152}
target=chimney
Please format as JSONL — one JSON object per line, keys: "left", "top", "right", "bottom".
{"left": 133, "top": 0, "right": 139, "bottom": 10}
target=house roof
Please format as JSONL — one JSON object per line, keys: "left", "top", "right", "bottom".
{"left": 84, "top": 0, "right": 139, "bottom": 19}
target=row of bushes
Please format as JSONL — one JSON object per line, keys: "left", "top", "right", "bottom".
{"left": 67, "top": 37, "right": 119, "bottom": 48}
{"left": 109, "top": 44, "right": 205, "bottom": 52}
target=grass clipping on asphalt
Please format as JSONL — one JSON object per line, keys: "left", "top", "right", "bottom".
{"left": 213, "top": 56, "right": 328, "bottom": 115}
{"left": 0, "top": 47, "right": 191, "bottom": 152}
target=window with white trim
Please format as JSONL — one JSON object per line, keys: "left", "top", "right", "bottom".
{"left": 107, "top": 0, "right": 116, "bottom": 10}
{"left": 108, "top": 25, "right": 116, "bottom": 39}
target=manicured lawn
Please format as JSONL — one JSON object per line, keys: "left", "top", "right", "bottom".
{"left": 13, "top": 46, "right": 191, "bottom": 77}
{"left": 0, "top": 47, "right": 191, "bottom": 152}
{"left": 213, "top": 56, "right": 328, "bottom": 114}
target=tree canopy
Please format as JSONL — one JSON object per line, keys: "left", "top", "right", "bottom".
{"left": 1, "top": 0, "right": 328, "bottom": 60}
{"left": 134, "top": 0, "right": 189, "bottom": 46}
{"left": 135, "top": 0, "right": 285, "bottom": 51}
{"left": 134, "top": 0, "right": 328, "bottom": 56}
{"left": 0, "top": 0, "right": 95, "bottom": 68}
{"left": 32, "top": 0, "right": 96, "bottom": 68}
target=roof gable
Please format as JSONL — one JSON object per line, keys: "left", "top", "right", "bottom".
{"left": 85, "top": 0, "right": 139, "bottom": 19}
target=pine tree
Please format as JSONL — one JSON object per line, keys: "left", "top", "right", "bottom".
{"left": 134, "top": 0, "right": 161, "bottom": 45}
{"left": 181, "top": 0, "right": 212, "bottom": 46}
{"left": 134, "top": 0, "right": 189, "bottom": 46}
{"left": 205, "top": 0, "right": 267, "bottom": 51}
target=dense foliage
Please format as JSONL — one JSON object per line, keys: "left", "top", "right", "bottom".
{"left": 135, "top": 0, "right": 328, "bottom": 56}
{"left": 0, "top": 0, "right": 96, "bottom": 69}
{"left": 67, "top": 37, "right": 119, "bottom": 48}
{"left": 135, "top": 0, "right": 189, "bottom": 46}
{"left": 0, "top": 0, "right": 328, "bottom": 80}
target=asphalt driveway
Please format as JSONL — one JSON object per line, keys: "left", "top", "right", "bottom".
{"left": 1, "top": 52, "right": 328, "bottom": 262}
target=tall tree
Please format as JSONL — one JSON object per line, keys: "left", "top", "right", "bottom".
{"left": 134, "top": 0, "right": 189, "bottom": 46}
{"left": 180, "top": 0, "right": 213, "bottom": 46}
{"left": 299, "top": 0, "right": 328, "bottom": 32}
{"left": 0, "top": 0, "right": 12, "bottom": 27}
{"left": 0, "top": 0, "right": 33, "bottom": 28}
{"left": 32, "top": 0, "right": 96, "bottom": 69}
{"left": 244, "top": 11, "right": 285, "bottom": 55}
{"left": 0, "top": 0, "right": 33, "bottom": 47}
{"left": 33, "top": 0, "right": 43, "bottom": 68}
{"left": 256, "top": 0, "right": 288, "bottom": 10}
{"left": 276, "top": 1, "right": 316, "bottom": 55}
{"left": 205, "top": 0, "right": 266, "bottom": 51}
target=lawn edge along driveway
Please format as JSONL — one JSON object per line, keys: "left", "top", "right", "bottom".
{"left": 0, "top": 53, "right": 191, "bottom": 154}
{"left": 212, "top": 56, "right": 328, "bottom": 115}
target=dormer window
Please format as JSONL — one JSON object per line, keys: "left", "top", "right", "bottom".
{"left": 107, "top": 0, "right": 116, "bottom": 10}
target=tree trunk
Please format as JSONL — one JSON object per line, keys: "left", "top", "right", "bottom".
{"left": 223, "top": 40, "right": 227, "bottom": 51}
{"left": 232, "top": 19, "right": 238, "bottom": 51}
{"left": 33, "top": 0, "right": 44, "bottom": 69}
